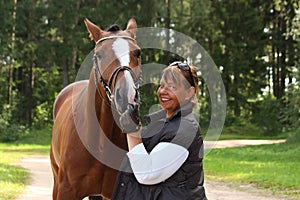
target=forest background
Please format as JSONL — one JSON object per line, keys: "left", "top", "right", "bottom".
{"left": 0, "top": 0, "right": 299, "bottom": 142}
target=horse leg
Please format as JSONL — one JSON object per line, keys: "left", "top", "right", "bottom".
{"left": 50, "top": 149, "right": 59, "bottom": 200}
{"left": 55, "top": 169, "right": 79, "bottom": 200}
{"left": 56, "top": 183, "right": 76, "bottom": 200}
{"left": 52, "top": 182, "right": 58, "bottom": 200}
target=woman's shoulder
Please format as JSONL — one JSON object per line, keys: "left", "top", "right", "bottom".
{"left": 143, "top": 109, "right": 166, "bottom": 125}
{"left": 180, "top": 113, "right": 199, "bottom": 131}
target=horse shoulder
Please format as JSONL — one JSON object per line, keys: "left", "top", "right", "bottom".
{"left": 53, "top": 80, "right": 89, "bottom": 119}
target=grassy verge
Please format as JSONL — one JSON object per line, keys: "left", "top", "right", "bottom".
{"left": 1, "top": 125, "right": 299, "bottom": 199}
{"left": 203, "top": 123, "right": 294, "bottom": 141}
{"left": 0, "top": 128, "right": 51, "bottom": 200}
{"left": 204, "top": 130, "right": 300, "bottom": 199}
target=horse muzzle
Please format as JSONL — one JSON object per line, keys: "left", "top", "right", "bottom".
{"left": 113, "top": 71, "right": 140, "bottom": 114}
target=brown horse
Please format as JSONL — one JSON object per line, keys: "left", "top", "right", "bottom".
{"left": 50, "top": 18, "right": 141, "bottom": 200}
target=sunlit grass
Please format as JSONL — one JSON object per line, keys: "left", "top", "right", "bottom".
{"left": 0, "top": 164, "right": 28, "bottom": 200}
{"left": 0, "top": 128, "right": 51, "bottom": 200}
{"left": 204, "top": 138, "right": 300, "bottom": 198}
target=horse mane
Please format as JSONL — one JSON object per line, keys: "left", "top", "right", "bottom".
{"left": 105, "top": 24, "right": 121, "bottom": 32}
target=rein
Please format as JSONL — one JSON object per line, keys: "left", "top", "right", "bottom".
{"left": 93, "top": 35, "right": 140, "bottom": 102}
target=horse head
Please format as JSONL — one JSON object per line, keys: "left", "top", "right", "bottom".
{"left": 84, "top": 18, "right": 142, "bottom": 115}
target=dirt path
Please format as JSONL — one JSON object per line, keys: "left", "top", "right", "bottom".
{"left": 15, "top": 139, "right": 287, "bottom": 200}
{"left": 15, "top": 155, "right": 53, "bottom": 200}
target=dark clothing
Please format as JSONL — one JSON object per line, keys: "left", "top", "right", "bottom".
{"left": 112, "top": 103, "right": 207, "bottom": 200}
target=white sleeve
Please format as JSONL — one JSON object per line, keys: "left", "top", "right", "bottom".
{"left": 126, "top": 142, "right": 189, "bottom": 185}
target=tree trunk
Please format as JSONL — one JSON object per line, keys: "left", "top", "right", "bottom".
{"left": 8, "top": 0, "right": 17, "bottom": 106}
{"left": 28, "top": 0, "right": 36, "bottom": 127}
{"left": 165, "top": 0, "right": 171, "bottom": 63}
{"left": 63, "top": 61, "right": 69, "bottom": 87}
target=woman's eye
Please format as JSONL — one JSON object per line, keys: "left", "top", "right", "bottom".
{"left": 168, "top": 86, "right": 176, "bottom": 91}
{"left": 158, "top": 84, "right": 176, "bottom": 91}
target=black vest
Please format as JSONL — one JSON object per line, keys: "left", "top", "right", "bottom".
{"left": 112, "top": 103, "right": 207, "bottom": 200}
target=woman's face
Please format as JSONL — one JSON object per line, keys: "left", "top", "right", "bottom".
{"left": 158, "top": 76, "right": 194, "bottom": 118}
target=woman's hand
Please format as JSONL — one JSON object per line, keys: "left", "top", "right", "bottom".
{"left": 119, "top": 103, "right": 141, "bottom": 133}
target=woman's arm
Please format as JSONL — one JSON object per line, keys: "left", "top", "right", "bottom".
{"left": 126, "top": 130, "right": 142, "bottom": 150}
{"left": 126, "top": 141, "right": 189, "bottom": 185}
{"left": 126, "top": 118, "right": 198, "bottom": 185}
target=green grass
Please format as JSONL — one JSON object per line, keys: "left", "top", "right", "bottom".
{"left": 203, "top": 122, "right": 294, "bottom": 141}
{"left": 204, "top": 134, "right": 300, "bottom": 199}
{"left": 0, "top": 128, "right": 51, "bottom": 200}
{"left": 1, "top": 125, "right": 299, "bottom": 199}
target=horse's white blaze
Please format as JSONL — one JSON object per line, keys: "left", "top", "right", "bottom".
{"left": 112, "top": 38, "right": 130, "bottom": 66}
{"left": 124, "top": 70, "right": 136, "bottom": 104}
{"left": 112, "top": 38, "right": 136, "bottom": 105}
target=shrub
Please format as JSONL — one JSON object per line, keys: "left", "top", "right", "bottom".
{"left": 223, "top": 120, "right": 262, "bottom": 136}
{"left": 252, "top": 96, "right": 282, "bottom": 135}
{"left": 0, "top": 124, "right": 27, "bottom": 142}
{"left": 33, "top": 102, "right": 52, "bottom": 129}
{"left": 287, "top": 128, "right": 300, "bottom": 143}
{"left": 0, "top": 104, "right": 28, "bottom": 142}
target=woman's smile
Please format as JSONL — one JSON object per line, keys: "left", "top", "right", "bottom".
{"left": 160, "top": 97, "right": 171, "bottom": 103}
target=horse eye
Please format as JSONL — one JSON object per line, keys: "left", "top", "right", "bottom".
{"left": 134, "top": 49, "right": 141, "bottom": 58}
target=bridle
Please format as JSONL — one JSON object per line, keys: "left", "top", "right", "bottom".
{"left": 93, "top": 35, "right": 141, "bottom": 102}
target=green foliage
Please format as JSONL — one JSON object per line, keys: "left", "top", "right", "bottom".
{"left": 0, "top": 105, "right": 28, "bottom": 142}
{"left": 0, "top": 105, "right": 10, "bottom": 131}
{"left": 33, "top": 102, "right": 52, "bottom": 129}
{"left": 18, "top": 127, "right": 52, "bottom": 146}
{"left": 0, "top": 124, "right": 27, "bottom": 143}
{"left": 223, "top": 120, "right": 262, "bottom": 136}
{"left": 139, "top": 83, "right": 159, "bottom": 123}
{"left": 280, "top": 75, "right": 300, "bottom": 131}
{"left": 211, "top": 0, "right": 268, "bottom": 118}
{"left": 252, "top": 96, "right": 282, "bottom": 135}
{"left": 0, "top": 0, "right": 299, "bottom": 136}
{"left": 287, "top": 128, "right": 300, "bottom": 143}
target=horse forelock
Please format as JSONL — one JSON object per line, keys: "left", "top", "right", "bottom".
{"left": 105, "top": 24, "right": 121, "bottom": 32}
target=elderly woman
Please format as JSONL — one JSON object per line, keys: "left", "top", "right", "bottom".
{"left": 114, "top": 61, "right": 207, "bottom": 200}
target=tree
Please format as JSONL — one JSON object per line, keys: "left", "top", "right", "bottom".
{"left": 211, "top": 0, "right": 268, "bottom": 119}
{"left": 264, "top": 0, "right": 299, "bottom": 99}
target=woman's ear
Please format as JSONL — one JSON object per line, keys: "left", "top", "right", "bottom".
{"left": 185, "top": 87, "right": 196, "bottom": 101}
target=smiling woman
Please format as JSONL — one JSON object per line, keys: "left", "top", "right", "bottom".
{"left": 112, "top": 61, "right": 207, "bottom": 200}
{"left": 157, "top": 62, "right": 198, "bottom": 118}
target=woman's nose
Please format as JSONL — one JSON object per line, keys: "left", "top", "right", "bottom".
{"left": 158, "top": 87, "right": 167, "bottom": 94}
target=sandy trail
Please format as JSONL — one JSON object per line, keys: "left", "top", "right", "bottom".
{"left": 15, "top": 139, "right": 287, "bottom": 200}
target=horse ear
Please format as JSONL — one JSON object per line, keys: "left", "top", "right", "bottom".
{"left": 126, "top": 18, "right": 137, "bottom": 38}
{"left": 84, "top": 18, "right": 104, "bottom": 43}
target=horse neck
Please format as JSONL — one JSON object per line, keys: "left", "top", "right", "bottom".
{"left": 86, "top": 70, "right": 124, "bottom": 137}
{"left": 76, "top": 70, "right": 128, "bottom": 162}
